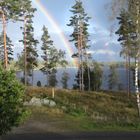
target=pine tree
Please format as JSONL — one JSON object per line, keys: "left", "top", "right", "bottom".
{"left": 91, "top": 62, "right": 103, "bottom": 91}
{"left": 0, "top": 0, "right": 34, "bottom": 20}
{"left": 0, "top": 32, "right": 13, "bottom": 65}
{"left": 0, "top": 0, "right": 36, "bottom": 68}
{"left": 108, "top": 64, "right": 118, "bottom": 90}
{"left": 41, "top": 26, "right": 54, "bottom": 76}
{"left": 20, "top": 16, "right": 38, "bottom": 85}
{"left": 73, "top": 61, "right": 103, "bottom": 91}
{"left": 116, "top": 10, "right": 135, "bottom": 96}
{"left": 48, "top": 71, "right": 57, "bottom": 88}
{"left": 111, "top": 0, "right": 140, "bottom": 115}
{"left": 41, "top": 26, "right": 68, "bottom": 87}
{"left": 61, "top": 71, "right": 70, "bottom": 89}
{"left": 68, "top": 0, "right": 91, "bottom": 91}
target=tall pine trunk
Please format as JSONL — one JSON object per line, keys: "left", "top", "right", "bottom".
{"left": 32, "top": 68, "right": 34, "bottom": 86}
{"left": 128, "top": 55, "right": 131, "bottom": 96}
{"left": 126, "top": 54, "right": 129, "bottom": 97}
{"left": 24, "top": 17, "right": 27, "bottom": 86}
{"left": 1, "top": 12, "right": 8, "bottom": 69}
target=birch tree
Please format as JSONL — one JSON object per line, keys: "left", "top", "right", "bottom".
{"left": 111, "top": 0, "right": 140, "bottom": 115}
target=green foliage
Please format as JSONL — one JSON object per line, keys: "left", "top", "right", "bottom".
{"left": 68, "top": 0, "right": 91, "bottom": 91}
{"left": 73, "top": 61, "right": 103, "bottom": 91}
{"left": 61, "top": 71, "right": 70, "bottom": 89}
{"left": 68, "top": 0, "right": 91, "bottom": 49}
{"left": 0, "top": 32, "right": 13, "bottom": 65}
{"left": 128, "top": 0, "right": 140, "bottom": 58}
{"left": 20, "top": 17, "right": 38, "bottom": 74}
{"left": 18, "top": 16, "right": 38, "bottom": 85}
{"left": 37, "top": 81, "right": 42, "bottom": 87}
{"left": 116, "top": 9, "right": 135, "bottom": 58}
{"left": 48, "top": 71, "right": 58, "bottom": 87}
{"left": 16, "top": 52, "right": 24, "bottom": 70}
{"left": 108, "top": 64, "right": 118, "bottom": 90}
{"left": 66, "top": 107, "right": 86, "bottom": 117}
{"left": 29, "top": 105, "right": 140, "bottom": 131}
{"left": 115, "top": 0, "right": 140, "bottom": 95}
{"left": 41, "top": 26, "right": 67, "bottom": 73}
{"left": 111, "top": 0, "right": 140, "bottom": 59}
{"left": 41, "top": 26, "right": 67, "bottom": 86}
{"left": 90, "top": 62, "right": 103, "bottom": 91}
{"left": 0, "top": 65, "right": 26, "bottom": 135}
{"left": 0, "top": 0, "right": 36, "bottom": 21}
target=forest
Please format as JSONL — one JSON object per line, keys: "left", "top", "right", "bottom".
{"left": 0, "top": 0, "right": 140, "bottom": 137}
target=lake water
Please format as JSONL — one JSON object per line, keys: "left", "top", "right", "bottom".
{"left": 16, "top": 67, "right": 139, "bottom": 92}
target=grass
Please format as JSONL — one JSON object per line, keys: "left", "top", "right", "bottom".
{"left": 24, "top": 87, "right": 140, "bottom": 131}
{"left": 27, "top": 106, "right": 140, "bottom": 132}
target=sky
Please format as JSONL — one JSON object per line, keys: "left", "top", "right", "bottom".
{"left": 0, "top": 0, "right": 123, "bottom": 63}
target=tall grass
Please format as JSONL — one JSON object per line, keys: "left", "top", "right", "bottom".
{"left": 25, "top": 87, "right": 138, "bottom": 123}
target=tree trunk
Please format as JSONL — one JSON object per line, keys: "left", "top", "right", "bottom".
{"left": 81, "top": 55, "right": 84, "bottom": 91}
{"left": 24, "top": 17, "right": 27, "bottom": 86}
{"left": 32, "top": 68, "right": 34, "bottom": 86}
{"left": 46, "top": 74, "right": 48, "bottom": 87}
{"left": 126, "top": 54, "right": 129, "bottom": 97}
{"left": 135, "top": 1, "right": 140, "bottom": 116}
{"left": 80, "top": 22, "right": 84, "bottom": 91}
{"left": 88, "top": 66, "right": 90, "bottom": 91}
{"left": 78, "top": 29, "right": 82, "bottom": 91}
{"left": 128, "top": 55, "right": 131, "bottom": 96}
{"left": 2, "top": 12, "right": 8, "bottom": 69}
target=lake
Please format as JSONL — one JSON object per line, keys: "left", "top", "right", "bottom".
{"left": 16, "top": 67, "right": 139, "bottom": 92}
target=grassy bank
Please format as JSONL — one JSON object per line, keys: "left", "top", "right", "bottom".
{"left": 24, "top": 87, "right": 140, "bottom": 131}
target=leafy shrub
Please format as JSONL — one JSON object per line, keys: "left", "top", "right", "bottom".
{"left": 37, "top": 81, "right": 42, "bottom": 87}
{"left": 0, "top": 66, "right": 26, "bottom": 135}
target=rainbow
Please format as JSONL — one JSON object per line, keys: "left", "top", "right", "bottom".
{"left": 33, "top": 0, "right": 77, "bottom": 66}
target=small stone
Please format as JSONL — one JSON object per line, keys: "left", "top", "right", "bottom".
{"left": 61, "top": 106, "right": 67, "bottom": 111}
{"left": 24, "top": 101, "right": 31, "bottom": 106}
{"left": 49, "top": 100, "right": 56, "bottom": 107}
{"left": 41, "top": 98, "right": 50, "bottom": 105}
{"left": 30, "top": 97, "right": 42, "bottom": 106}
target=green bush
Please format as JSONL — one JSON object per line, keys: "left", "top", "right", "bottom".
{"left": 37, "top": 81, "right": 42, "bottom": 87}
{"left": 0, "top": 66, "right": 26, "bottom": 135}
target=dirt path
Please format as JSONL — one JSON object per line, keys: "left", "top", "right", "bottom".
{"left": 1, "top": 108, "right": 140, "bottom": 140}
{"left": 8, "top": 118, "right": 68, "bottom": 134}
{"left": 1, "top": 119, "right": 140, "bottom": 140}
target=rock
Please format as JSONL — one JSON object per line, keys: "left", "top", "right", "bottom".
{"left": 30, "top": 97, "right": 42, "bottom": 106}
{"left": 24, "top": 97, "right": 56, "bottom": 107}
{"left": 41, "top": 98, "right": 50, "bottom": 105}
{"left": 24, "top": 101, "right": 31, "bottom": 106}
{"left": 61, "top": 106, "right": 67, "bottom": 111}
{"left": 49, "top": 100, "right": 56, "bottom": 107}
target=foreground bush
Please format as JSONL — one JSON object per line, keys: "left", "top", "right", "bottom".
{"left": 0, "top": 66, "right": 26, "bottom": 135}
